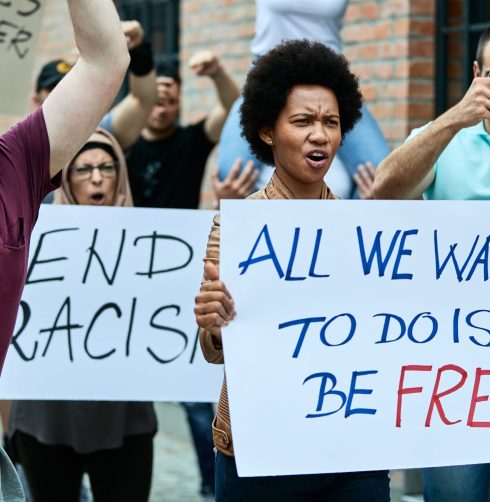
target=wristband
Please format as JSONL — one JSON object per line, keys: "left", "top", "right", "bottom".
{"left": 129, "top": 41, "right": 154, "bottom": 76}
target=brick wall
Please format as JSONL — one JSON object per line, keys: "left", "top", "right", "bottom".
{"left": 1, "top": 0, "right": 439, "bottom": 204}
{"left": 0, "top": 0, "right": 74, "bottom": 134}
{"left": 344, "top": 0, "right": 436, "bottom": 147}
{"left": 180, "top": 0, "right": 255, "bottom": 207}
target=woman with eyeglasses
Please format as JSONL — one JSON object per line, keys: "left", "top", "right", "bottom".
{"left": 9, "top": 130, "right": 157, "bottom": 502}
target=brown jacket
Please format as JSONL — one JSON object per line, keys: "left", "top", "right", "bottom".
{"left": 200, "top": 171, "right": 337, "bottom": 456}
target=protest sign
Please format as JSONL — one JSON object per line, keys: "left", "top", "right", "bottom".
{"left": 0, "top": 205, "right": 222, "bottom": 402}
{"left": 1, "top": 0, "right": 46, "bottom": 116}
{"left": 220, "top": 199, "right": 490, "bottom": 477}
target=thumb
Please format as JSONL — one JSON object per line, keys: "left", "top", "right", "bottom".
{"left": 204, "top": 260, "right": 219, "bottom": 281}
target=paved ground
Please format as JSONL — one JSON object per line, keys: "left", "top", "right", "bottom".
{"left": 149, "top": 403, "right": 414, "bottom": 502}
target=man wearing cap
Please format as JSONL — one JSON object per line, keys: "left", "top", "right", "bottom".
{"left": 0, "top": 1, "right": 128, "bottom": 500}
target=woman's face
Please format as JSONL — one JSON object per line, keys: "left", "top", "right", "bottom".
{"left": 262, "top": 84, "right": 341, "bottom": 198}
{"left": 69, "top": 148, "right": 118, "bottom": 206}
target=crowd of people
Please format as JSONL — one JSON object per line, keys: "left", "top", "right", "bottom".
{"left": 0, "top": 0, "right": 490, "bottom": 500}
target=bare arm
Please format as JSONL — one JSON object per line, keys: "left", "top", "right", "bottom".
{"left": 109, "top": 21, "right": 157, "bottom": 150}
{"left": 374, "top": 77, "right": 490, "bottom": 200}
{"left": 188, "top": 51, "right": 240, "bottom": 143}
{"left": 43, "top": 0, "right": 129, "bottom": 178}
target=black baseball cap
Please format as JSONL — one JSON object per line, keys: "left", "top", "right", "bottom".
{"left": 36, "top": 60, "right": 72, "bottom": 93}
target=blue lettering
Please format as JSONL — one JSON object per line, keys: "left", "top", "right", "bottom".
{"left": 433, "top": 230, "right": 480, "bottom": 282}
{"left": 407, "top": 312, "right": 438, "bottom": 343}
{"left": 278, "top": 317, "right": 326, "bottom": 358}
{"left": 356, "top": 227, "right": 401, "bottom": 277}
{"left": 238, "top": 224, "right": 284, "bottom": 278}
{"left": 345, "top": 370, "right": 378, "bottom": 417}
{"left": 309, "top": 229, "right": 330, "bottom": 278}
{"left": 374, "top": 313, "right": 406, "bottom": 343}
{"left": 392, "top": 229, "right": 418, "bottom": 280}
{"left": 303, "top": 372, "right": 346, "bottom": 418}
{"left": 320, "top": 313, "right": 356, "bottom": 347}
{"left": 466, "top": 310, "right": 490, "bottom": 347}
{"left": 285, "top": 227, "right": 307, "bottom": 281}
{"left": 465, "top": 236, "right": 490, "bottom": 282}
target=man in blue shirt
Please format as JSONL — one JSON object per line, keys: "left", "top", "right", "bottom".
{"left": 373, "top": 28, "right": 490, "bottom": 502}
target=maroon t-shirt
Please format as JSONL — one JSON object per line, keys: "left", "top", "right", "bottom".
{"left": 0, "top": 108, "right": 60, "bottom": 373}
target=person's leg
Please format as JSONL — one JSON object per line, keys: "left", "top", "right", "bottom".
{"left": 423, "top": 464, "right": 490, "bottom": 502}
{"left": 13, "top": 431, "right": 82, "bottom": 502}
{"left": 86, "top": 432, "right": 153, "bottom": 502}
{"left": 217, "top": 97, "right": 265, "bottom": 182}
{"left": 324, "top": 470, "right": 390, "bottom": 502}
{"left": 215, "top": 451, "right": 336, "bottom": 502}
{"left": 181, "top": 402, "right": 215, "bottom": 495}
{"left": 337, "top": 104, "right": 389, "bottom": 176}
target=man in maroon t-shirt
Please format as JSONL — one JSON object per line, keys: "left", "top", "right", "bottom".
{"left": 0, "top": 1, "right": 129, "bottom": 499}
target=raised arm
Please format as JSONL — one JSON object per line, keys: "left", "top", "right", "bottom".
{"left": 43, "top": 0, "right": 130, "bottom": 178}
{"left": 108, "top": 21, "right": 157, "bottom": 150}
{"left": 188, "top": 51, "right": 240, "bottom": 143}
{"left": 373, "top": 77, "right": 490, "bottom": 200}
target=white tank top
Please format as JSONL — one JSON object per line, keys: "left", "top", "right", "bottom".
{"left": 251, "top": 0, "right": 348, "bottom": 56}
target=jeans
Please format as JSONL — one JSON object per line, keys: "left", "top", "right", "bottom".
{"left": 218, "top": 97, "right": 389, "bottom": 195}
{"left": 423, "top": 464, "right": 490, "bottom": 502}
{"left": 181, "top": 402, "right": 215, "bottom": 493}
{"left": 215, "top": 452, "right": 390, "bottom": 502}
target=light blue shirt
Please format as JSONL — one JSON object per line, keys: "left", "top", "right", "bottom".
{"left": 408, "top": 121, "right": 490, "bottom": 200}
{"left": 408, "top": 122, "right": 490, "bottom": 200}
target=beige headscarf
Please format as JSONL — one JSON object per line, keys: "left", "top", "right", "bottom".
{"left": 54, "top": 128, "right": 133, "bottom": 207}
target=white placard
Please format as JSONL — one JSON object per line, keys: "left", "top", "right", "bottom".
{"left": 0, "top": 1, "right": 46, "bottom": 116}
{"left": 0, "top": 205, "right": 222, "bottom": 402}
{"left": 220, "top": 199, "right": 490, "bottom": 477}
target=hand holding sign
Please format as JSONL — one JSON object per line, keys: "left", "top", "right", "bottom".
{"left": 194, "top": 261, "right": 236, "bottom": 344}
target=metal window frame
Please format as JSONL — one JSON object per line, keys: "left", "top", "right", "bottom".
{"left": 117, "top": 0, "right": 180, "bottom": 68}
{"left": 435, "top": 0, "right": 490, "bottom": 115}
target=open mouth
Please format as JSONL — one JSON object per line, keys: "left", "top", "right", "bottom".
{"left": 89, "top": 193, "right": 105, "bottom": 205}
{"left": 306, "top": 151, "right": 328, "bottom": 169}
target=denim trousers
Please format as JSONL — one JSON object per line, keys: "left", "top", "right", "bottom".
{"left": 217, "top": 96, "right": 389, "bottom": 192}
{"left": 423, "top": 464, "right": 490, "bottom": 502}
{"left": 181, "top": 402, "right": 215, "bottom": 492}
{"left": 215, "top": 452, "right": 390, "bottom": 502}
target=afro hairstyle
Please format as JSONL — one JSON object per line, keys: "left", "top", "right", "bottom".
{"left": 239, "top": 39, "right": 363, "bottom": 166}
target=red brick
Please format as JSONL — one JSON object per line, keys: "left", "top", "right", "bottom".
{"left": 409, "top": 81, "right": 434, "bottom": 99}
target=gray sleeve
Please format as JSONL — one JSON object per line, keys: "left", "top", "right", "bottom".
{"left": 98, "top": 110, "right": 115, "bottom": 134}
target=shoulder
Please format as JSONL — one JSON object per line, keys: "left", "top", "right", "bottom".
{"left": 246, "top": 188, "right": 267, "bottom": 200}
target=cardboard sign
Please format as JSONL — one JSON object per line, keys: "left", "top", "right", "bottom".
{"left": 1, "top": 0, "right": 46, "bottom": 116}
{"left": 220, "top": 199, "right": 490, "bottom": 476}
{"left": 0, "top": 205, "right": 222, "bottom": 402}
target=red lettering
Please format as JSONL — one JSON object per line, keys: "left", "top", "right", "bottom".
{"left": 425, "top": 364, "right": 467, "bottom": 426}
{"left": 468, "top": 369, "right": 490, "bottom": 428}
{"left": 396, "top": 365, "right": 432, "bottom": 427}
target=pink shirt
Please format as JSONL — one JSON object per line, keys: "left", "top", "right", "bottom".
{"left": 0, "top": 108, "right": 60, "bottom": 372}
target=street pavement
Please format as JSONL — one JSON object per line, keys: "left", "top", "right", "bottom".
{"left": 149, "top": 403, "right": 408, "bottom": 502}
{"left": 150, "top": 402, "right": 208, "bottom": 502}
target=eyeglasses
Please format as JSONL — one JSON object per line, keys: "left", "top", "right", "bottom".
{"left": 71, "top": 161, "right": 118, "bottom": 180}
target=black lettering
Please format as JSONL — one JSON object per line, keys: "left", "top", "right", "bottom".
{"left": 135, "top": 233, "right": 193, "bottom": 278}
{"left": 11, "top": 301, "right": 37, "bottom": 361}
{"left": 26, "top": 228, "right": 78, "bottom": 285}
{"left": 82, "top": 229, "right": 126, "bottom": 285}
{"left": 17, "top": 0, "right": 41, "bottom": 16}
{"left": 84, "top": 303, "right": 121, "bottom": 360}
{"left": 40, "top": 297, "right": 83, "bottom": 362}
{"left": 147, "top": 305, "right": 188, "bottom": 363}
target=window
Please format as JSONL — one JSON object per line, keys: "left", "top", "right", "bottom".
{"left": 117, "top": 0, "right": 180, "bottom": 70}
{"left": 436, "top": 0, "right": 490, "bottom": 114}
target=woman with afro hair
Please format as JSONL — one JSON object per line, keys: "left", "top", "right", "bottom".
{"left": 194, "top": 39, "right": 391, "bottom": 501}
